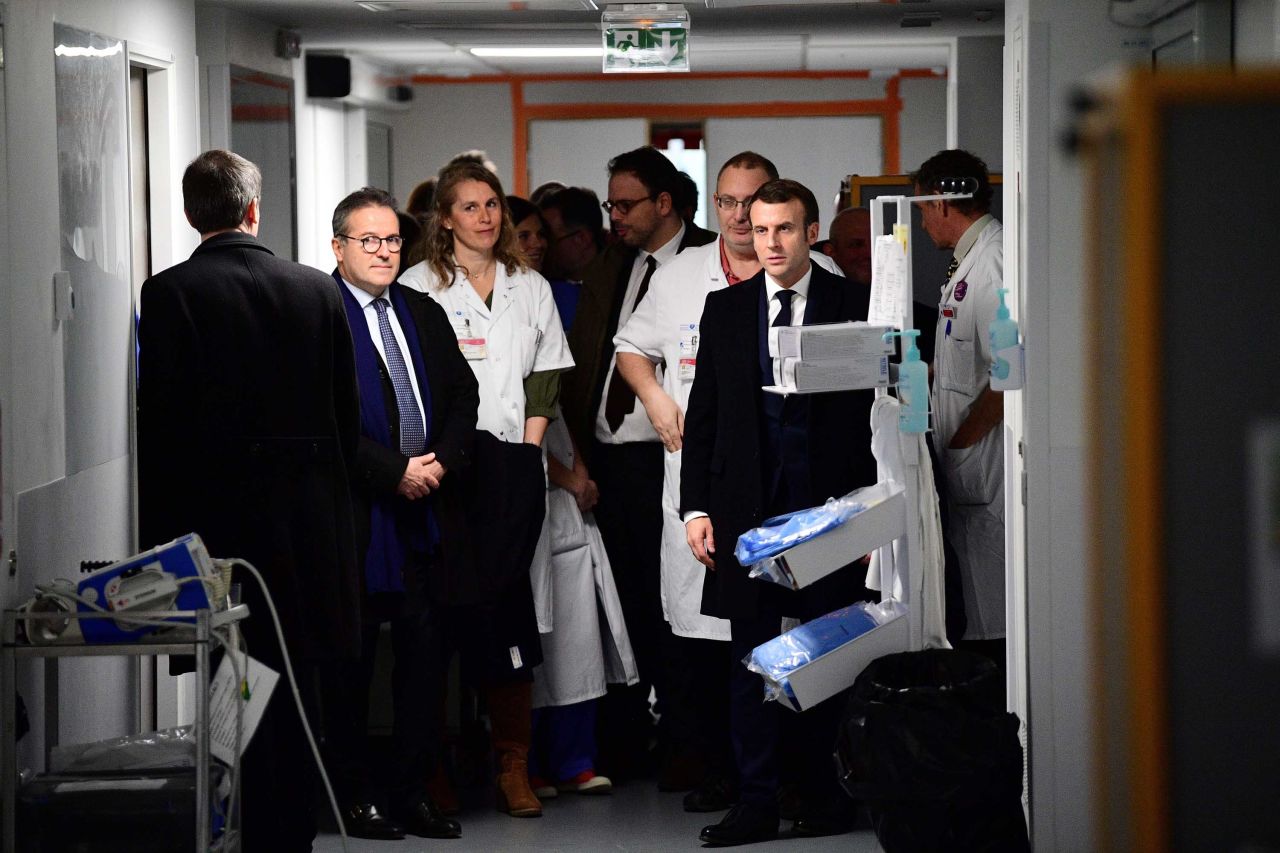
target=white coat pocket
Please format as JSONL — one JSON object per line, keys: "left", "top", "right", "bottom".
{"left": 944, "top": 431, "right": 1003, "bottom": 507}
{"left": 940, "top": 337, "right": 977, "bottom": 395}
{"left": 514, "top": 324, "right": 540, "bottom": 376}
{"left": 547, "top": 488, "right": 589, "bottom": 555}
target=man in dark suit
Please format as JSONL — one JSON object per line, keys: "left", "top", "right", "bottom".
{"left": 559, "top": 146, "right": 715, "bottom": 784}
{"left": 138, "top": 149, "right": 361, "bottom": 852}
{"left": 324, "top": 187, "right": 479, "bottom": 841}
{"left": 681, "top": 179, "right": 877, "bottom": 845}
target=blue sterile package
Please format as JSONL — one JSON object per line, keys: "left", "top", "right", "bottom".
{"left": 746, "top": 601, "right": 905, "bottom": 703}
{"left": 735, "top": 495, "right": 866, "bottom": 567}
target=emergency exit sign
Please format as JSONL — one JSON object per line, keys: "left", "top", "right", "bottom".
{"left": 602, "top": 5, "right": 690, "bottom": 73}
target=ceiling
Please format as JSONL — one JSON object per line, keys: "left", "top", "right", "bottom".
{"left": 203, "top": 0, "right": 1005, "bottom": 76}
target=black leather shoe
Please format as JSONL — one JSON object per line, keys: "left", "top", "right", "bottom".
{"left": 399, "top": 798, "right": 463, "bottom": 839}
{"left": 343, "top": 803, "right": 405, "bottom": 840}
{"left": 683, "top": 774, "right": 739, "bottom": 813}
{"left": 699, "top": 803, "right": 779, "bottom": 846}
{"left": 790, "top": 812, "right": 857, "bottom": 838}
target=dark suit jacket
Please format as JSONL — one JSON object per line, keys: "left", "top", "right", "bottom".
{"left": 561, "top": 221, "right": 716, "bottom": 458}
{"left": 138, "top": 232, "right": 362, "bottom": 661}
{"left": 679, "top": 264, "right": 878, "bottom": 621}
{"left": 338, "top": 277, "right": 480, "bottom": 607}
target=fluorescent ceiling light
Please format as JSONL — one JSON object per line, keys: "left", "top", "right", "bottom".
{"left": 470, "top": 46, "right": 603, "bottom": 58}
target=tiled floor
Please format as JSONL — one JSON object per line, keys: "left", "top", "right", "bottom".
{"left": 313, "top": 782, "right": 881, "bottom": 852}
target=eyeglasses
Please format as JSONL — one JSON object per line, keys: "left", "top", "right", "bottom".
{"left": 713, "top": 194, "right": 754, "bottom": 212}
{"left": 552, "top": 227, "right": 585, "bottom": 242}
{"left": 338, "top": 234, "right": 403, "bottom": 253}
{"left": 601, "top": 196, "right": 655, "bottom": 215}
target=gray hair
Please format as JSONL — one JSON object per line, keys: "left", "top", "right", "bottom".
{"left": 332, "top": 186, "right": 399, "bottom": 236}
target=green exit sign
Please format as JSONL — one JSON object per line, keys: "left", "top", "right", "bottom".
{"left": 602, "top": 6, "right": 690, "bottom": 74}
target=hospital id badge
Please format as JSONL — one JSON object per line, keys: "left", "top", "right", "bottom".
{"left": 677, "top": 323, "right": 699, "bottom": 382}
{"left": 449, "top": 309, "right": 487, "bottom": 360}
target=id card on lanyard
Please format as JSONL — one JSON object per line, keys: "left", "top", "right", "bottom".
{"left": 677, "top": 322, "right": 699, "bottom": 381}
{"left": 448, "top": 308, "right": 487, "bottom": 360}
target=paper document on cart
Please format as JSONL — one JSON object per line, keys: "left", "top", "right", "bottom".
{"left": 209, "top": 650, "right": 279, "bottom": 764}
{"left": 869, "top": 235, "right": 907, "bottom": 328}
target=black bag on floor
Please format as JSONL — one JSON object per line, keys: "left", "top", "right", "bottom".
{"left": 835, "top": 649, "right": 1030, "bottom": 853}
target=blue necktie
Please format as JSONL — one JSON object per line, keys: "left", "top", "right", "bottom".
{"left": 373, "top": 298, "right": 426, "bottom": 456}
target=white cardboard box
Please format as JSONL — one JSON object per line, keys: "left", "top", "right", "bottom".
{"left": 778, "top": 614, "right": 910, "bottom": 712}
{"left": 769, "top": 482, "right": 906, "bottom": 590}
{"left": 781, "top": 355, "right": 890, "bottom": 391}
{"left": 776, "top": 321, "right": 895, "bottom": 361}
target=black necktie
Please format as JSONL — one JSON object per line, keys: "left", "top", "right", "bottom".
{"left": 770, "top": 290, "right": 796, "bottom": 385}
{"left": 604, "top": 255, "right": 658, "bottom": 433}
{"left": 773, "top": 289, "right": 795, "bottom": 328}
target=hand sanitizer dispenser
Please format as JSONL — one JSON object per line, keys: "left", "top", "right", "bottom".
{"left": 883, "top": 330, "right": 929, "bottom": 434}
{"left": 989, "top": 288, "right": 1025, "bottom": 391}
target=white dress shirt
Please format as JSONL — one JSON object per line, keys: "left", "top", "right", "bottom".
{"left": 343, "top": 279, "right": 427, "bottom": 432}
{"left": 594, "top": 222, "right": 686, "bottom": 445}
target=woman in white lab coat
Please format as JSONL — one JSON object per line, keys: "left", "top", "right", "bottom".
{"left": 400, "top": 163, "right": 573, "bottom": 818}
{"left": 504, "top": 196, "right": 638, "bottom": 801}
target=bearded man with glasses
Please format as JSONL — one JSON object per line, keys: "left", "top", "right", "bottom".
{"left": 559, "top": 146, "right": 714, "bottom": 785}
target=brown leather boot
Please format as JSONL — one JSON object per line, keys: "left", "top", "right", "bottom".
{"left": 488, "top": 682, "right": 542, "bottom": 818}
{"left": 495, "top": 750, "right": 542, "bottom": 817}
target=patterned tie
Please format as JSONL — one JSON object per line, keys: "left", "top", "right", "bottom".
{"left": 373, "top": 298, "right": 426, "bottom": 456}
{"left": 945, "top": 255, "right": 960, "bottom": 286}
{"left": 604, "top": 255, "right": 658, "bottom": 432}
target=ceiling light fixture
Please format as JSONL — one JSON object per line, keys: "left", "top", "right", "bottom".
{"left": 470, "top": 46, "right": 603, "bottom": 57}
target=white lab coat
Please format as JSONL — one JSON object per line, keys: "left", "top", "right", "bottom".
{"left": 865, "top": 395, "right": 949, "bottom": 650}
{"left": 931, "top": 217, "right": 1005, "bottom": 640}
{"left": 530, "top": 414, "right": 639, "bottom": 708}
{"left": 613, "top": 241, "right": 841, "bottom": 641}
{"left": 399, "top": 261, "right": 574, "bottom": 443}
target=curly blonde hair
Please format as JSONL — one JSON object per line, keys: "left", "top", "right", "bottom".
{"left": 416, "top": 162, "right": 526, "bottom": 289}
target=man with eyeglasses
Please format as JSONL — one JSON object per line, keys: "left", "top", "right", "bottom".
{"left": 325, "top": 187, "right": 479, "bottom": 841}
{"left": 138, "top": 150, "right": 362, "bottom": 851}
{"left": 610, "top": 152, "right": 843, "bottom": 813}
{"left": 538, "top": 186, "right": 606, "bottom": 330}
{"left": 559, "top": 146, "right": 715, "bottom": 785}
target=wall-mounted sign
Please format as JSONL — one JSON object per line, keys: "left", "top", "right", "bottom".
{"left": 602, "top": 5, "right": 690, "bottom": 74}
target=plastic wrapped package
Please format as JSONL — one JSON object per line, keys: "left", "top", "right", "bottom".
{"left": 745, "top": 600, "right": 906, "bottom": 703}
{"left": 734, "top": 494, "right": 868, "bottom": 567}
{"left": 50, "top": 725, "right": 196, "bottom": 773}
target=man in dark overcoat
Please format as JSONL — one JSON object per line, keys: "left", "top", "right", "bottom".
{"left": 680, "top": 179, "right": 877, "bottom": 846}
{"left": 138, "top": 149, "right": 361, "bottom": 852}
{"left": 323, "top": 187, "right": 478, "bottom": 841}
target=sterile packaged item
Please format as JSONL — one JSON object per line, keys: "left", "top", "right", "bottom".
{"left": 780, "top": 355, "right": 890, "bottom": 392}
{"left": 51, "top": 726, "right": 197, "bottom": 773}
{"left": 745, "top": 600, "right": 907, "bottom": 704}
{"left": 737, "top": 494, "right": 870, "bottom": 568}
{"left": 737, "top": 483, "right": 900, "bottom": 571}
{"left": 776, "top": 321, "right": 896, "bottom": 361}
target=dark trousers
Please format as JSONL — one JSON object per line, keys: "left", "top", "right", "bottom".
{"left": 591, "top": 440, "right": 668, "bottom": 763}
{"left": 729, "top": 581, "right": 863, "bottom": 814}
{"left": 663, "top": 633, "right": 733, "bottom": 775}
{"left": 239, "top": 636, "right": 320, "bottom": 852}
{"left": 320, "top": 599, "right": 442, "bottom": 815}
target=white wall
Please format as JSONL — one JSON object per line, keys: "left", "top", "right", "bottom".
{"left": 294, "top": 65, "right": 369, "bottom": 271}
{"left": 528, "top": 118, "right": 647, "bottom": 203}
{"left": 1003, "top": 2, "right": 1151, "bottom": 849}
{"left": 704, "top": 116, "right": 881, "bottom": 234}
{"left": 956, "top": 35, "right": 1005, "bottom": 171}
{"left": 376, "top": 82, "right": 516, "bottom": 206}
{"left": 377, "top": 73, "right": 949, "bottom": 217}
{"left": 1235, "top": 0, "right": 1280, "bottom": 61}
{"left": 0, "top": 0, "right": 200, "bottom": 768}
